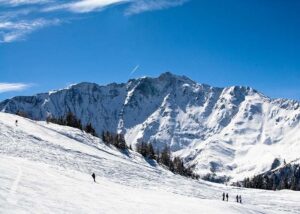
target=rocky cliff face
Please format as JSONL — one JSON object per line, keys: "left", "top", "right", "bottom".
{"left": 1, "top": 72, "right": 300, "bottom": 181}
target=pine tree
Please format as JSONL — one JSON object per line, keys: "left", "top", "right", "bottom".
{"left": 117, "top": 134, "right": 127, "bottom": 150}
{"left": 65, "top": 112, "right": 82, "bottom": 130}
{"left": 84, "top": 123, "right": 96, "bottom": 136}
{"left": 147, "top": 143, "right": 155, "bottom": 159}
{"left": 101, "top": 131, "right": 106, "bottom": 143}
{"left": 161, "top": 145, "right": 171, "bottom": 167}
{"left": 140, "top": 142, "right": 147, "bottom": 157}
{"left": 173, "top": 157, "right": 184, "bottom": 174}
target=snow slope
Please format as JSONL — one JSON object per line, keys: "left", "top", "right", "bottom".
{"left": 1, "top": 72, "right": 300, "bottom": 181}
{"left": 0, "top": 112, "right": 299, "bottom": 213}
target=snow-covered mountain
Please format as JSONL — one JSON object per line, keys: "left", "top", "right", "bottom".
{"left": 1, "top": 112, "right": 299, "bottom": 213}
{"left": 1, "top": 72, "right": 300, "bottom": 181}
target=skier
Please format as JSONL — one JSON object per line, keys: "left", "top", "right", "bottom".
{"left": 236, "top": 195, "right": 239, "bottom": 202}
{"left": 92, "top": 173, "right": 96, "bottom": 182}
{"left": 15, "top": 120, "right": 18, "bottom": 126}
{"left": 239, "top": 195, "right": 242, "bottom": 204}
{"left": 226, "top": 193, "right": 229, "bottom": 201}
{"left": 222, "top": 192, "right": 225, "bottom": 201}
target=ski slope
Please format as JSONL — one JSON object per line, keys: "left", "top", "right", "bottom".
{"left": 0, "top": 112, "right": 299, "bottom": 213}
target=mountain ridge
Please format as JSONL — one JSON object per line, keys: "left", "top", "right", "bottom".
{"left": 1, "top": 72, "right": 300, "bottom": 182}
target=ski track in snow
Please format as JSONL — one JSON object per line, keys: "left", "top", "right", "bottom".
{"left": 4, "top": 124, "right": 23, "bottom": 205}
{"left": 0, "top": 113, "right": 299, "bottom": 214}
{"left": 7, "top": 166, "right": 22, "bottom": 205}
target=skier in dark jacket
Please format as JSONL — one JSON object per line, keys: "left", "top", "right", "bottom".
{"left": 92, "top": 173, "right": 96, "bottom": 182}
{"left": 222, "top": 192, "right": 225, "bottom": 201}
{"left": 236, "top": 195, "right": 239, "bottom": 202}
{"left": 226, "top": 193, "right": 229, "bottom": 201}
{"left": 15, "top": 120, "right": 18, "bottom": 126}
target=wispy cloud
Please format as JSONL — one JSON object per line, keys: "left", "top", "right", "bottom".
{"left": 0, "top": 18, "right": 61, "bottom": 42}
{"left": 66, "top": 0, "right": 129, "bottom": 13}
{"left": 0, "top": 0, "right": 50, "bottom": 6}
{"left": 0, "top": 83, "right": 31, "bottom": 93}
{"left": 125, "top": 0, "right": 189, "bottom": 15}
{"left": 43, "top": 0, "right": 129, "bottom": 13}
{"left": 0, "top": 0, "right": 189, "bottom": 43}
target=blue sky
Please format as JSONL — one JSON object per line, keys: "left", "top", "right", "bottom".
{"left": 0, "top": 0, "right": 299, "bottom": 101}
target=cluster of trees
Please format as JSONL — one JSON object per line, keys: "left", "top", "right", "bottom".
{"left": 100, "top": 132, "right": 198, "bottom": 180}
{"left": 136, "top": 142, "right": 199, "bottom": 179}
{"left": 101, "top": 133, "right": 198, "bottom": 179}
{"left": 101, "top": 131, "right": 128, "bottom": 150}
{"left": 47, "top": 112, "right": 97, "bottom": 136}
{"left": 242, "top": 163, "right": 300, "bottom": 191}
{"left": 136, "top": 142, "right": 155, "bottom": 159}
{"left": 202, "top": 173, "right": 230, "bottom": 183}
{"left": 16, "top": 110, "right": 29, "bottom": 118}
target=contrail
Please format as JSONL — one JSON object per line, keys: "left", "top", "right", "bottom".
{"left": 129, "top": 65, "right": 140, "bottom": 76}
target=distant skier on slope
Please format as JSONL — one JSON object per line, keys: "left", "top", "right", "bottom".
{"left": 222, "top": 192, "right": 225, "bottom": 201}
{"left": 226, "top": 193, "right": 229, "bottom": 201}
{"left": 236, "top": 195, "right": 239, "bottom": 202}
{"left": 92, "top": 173, "right": 96, "bottom": 182}
{"left": 239, "top": 195, "right": 242, "bottom": 204}
{"left": 15, "top": 120, "right": 18, "bottom": 126}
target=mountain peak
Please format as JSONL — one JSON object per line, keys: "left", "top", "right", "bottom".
{"left": 158, "top": 71, "right": 176, "bottom": 79}
{"left": 156, "top": 71, "right": 195, "bottom": 85}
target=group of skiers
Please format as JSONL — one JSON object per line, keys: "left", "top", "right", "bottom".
{"left": 222, "top": 192, "right": 242, "bottom": 203}
{"left": 236, "top": 194, "right": 242, "bottom": 203}
{"left": 90, "top": 174, "right": 245, "bottom": 205}
{"left": 222, "top": 192, "right": 229, "bottom": 201}
{"left": 91, "top": 174, "right": 244, "bottom": 205}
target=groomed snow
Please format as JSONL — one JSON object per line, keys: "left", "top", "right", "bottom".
{"left": 0, "top": 113, "right": 299, "bottom": 213}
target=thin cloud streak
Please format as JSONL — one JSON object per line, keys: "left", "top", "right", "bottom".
{"left": 0, "top": 83, "right": 32, "bottom": 93}
{"left": 130, "top": 65, "right": 140, "bottom": 76}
